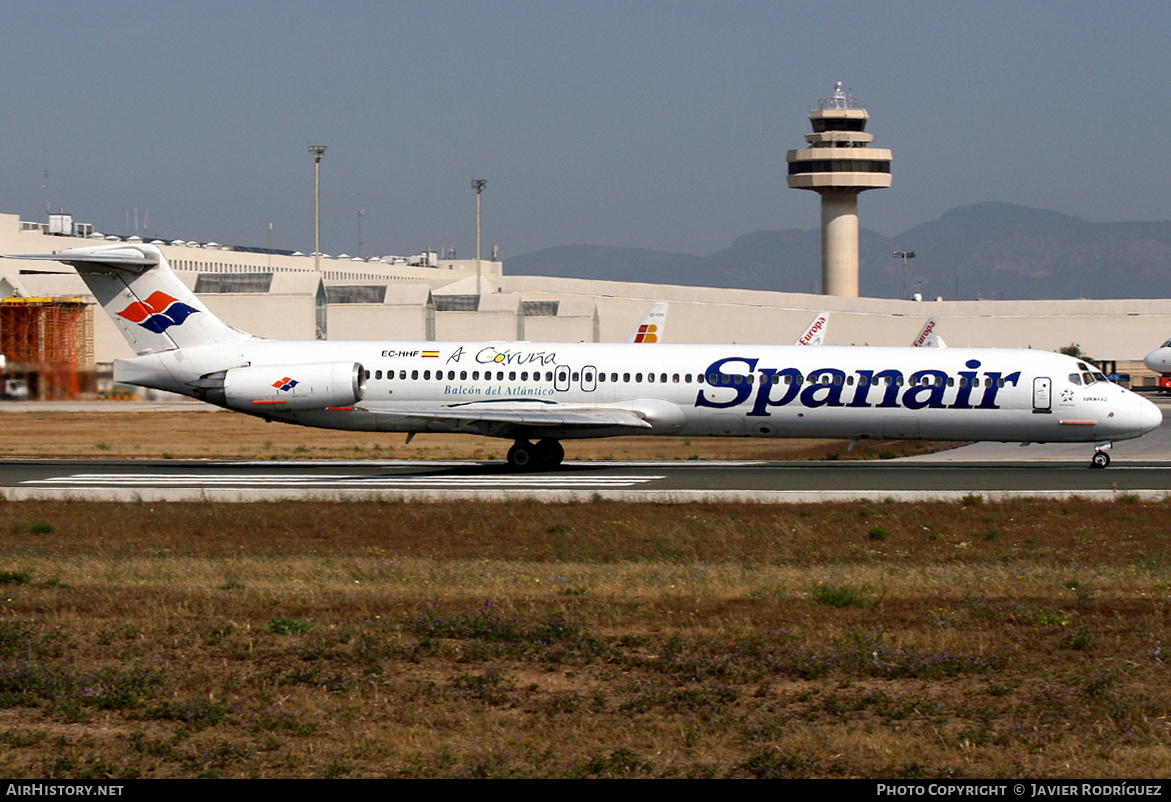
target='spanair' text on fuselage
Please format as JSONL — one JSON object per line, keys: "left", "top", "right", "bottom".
{"left": 696, "top": 357, "right": 1020, "bottom": 415}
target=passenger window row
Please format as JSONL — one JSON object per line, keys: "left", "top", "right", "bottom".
{"left": 361, "top": 368, "right": 1010, "bottom": 389}
{"left": 363, "top": 368, "right": 695, "bottom": 384}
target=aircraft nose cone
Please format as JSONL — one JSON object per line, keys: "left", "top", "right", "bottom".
{"left": 1139, "top": 395, "right": 1163, "bottom": 434}
{"left": 1144, "top": 348, "right": 1171, "bottom": 374}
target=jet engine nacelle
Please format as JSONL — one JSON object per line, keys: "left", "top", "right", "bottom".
{"left": 218, "top": 362, "right": 366, "bottom": 410}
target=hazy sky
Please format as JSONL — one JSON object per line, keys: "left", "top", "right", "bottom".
{"left": 1, "top": 1, "right": 1167, "bottom": 261}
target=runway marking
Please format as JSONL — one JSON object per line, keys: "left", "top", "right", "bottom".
{"left": 219, "top": 459, "right": 767, "bottom": 469}
{"left": 22, "top": 473, "right": 665, "bottom": 489}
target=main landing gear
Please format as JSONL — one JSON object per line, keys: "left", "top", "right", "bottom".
{"left": 507, "top": 439, "right": 565, "bottom": 471}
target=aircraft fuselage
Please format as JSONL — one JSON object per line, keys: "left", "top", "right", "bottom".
{"left": 115, "top": 339, "right": 1158, "bottom": 445}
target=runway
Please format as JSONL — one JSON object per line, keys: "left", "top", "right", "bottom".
{"left": 5, "top": 395, "right": 1170, "bottom": 502}
{"left": 4, "top": 455, "right": 1171, "bottom": 502}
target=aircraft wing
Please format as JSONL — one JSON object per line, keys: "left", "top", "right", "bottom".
{"left": 358, "top": 402, "right": 654, "bottom": 432}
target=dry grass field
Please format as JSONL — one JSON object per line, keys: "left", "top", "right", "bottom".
{"left": 1, "top": 498, "right": 1170, "bottom": 779}
{"left": 0, "top": 406, "right": 1168, "bottom": 778}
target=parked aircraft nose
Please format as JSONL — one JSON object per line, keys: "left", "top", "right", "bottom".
{"left": 1144, "top": 347, "right": 1171, "bottom": 374}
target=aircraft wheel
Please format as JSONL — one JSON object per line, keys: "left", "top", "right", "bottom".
{"left": 507, "top": 441, "right": 535, "bottom": 471}
{"left": 1090, "top": 450, "right": 1111, "bottom": 470}
{"left": 534, "top": 439, "right": 565, "bottom": 470}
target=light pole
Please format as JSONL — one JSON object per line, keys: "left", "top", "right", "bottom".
{"left": 309, "top": 144, "right": 327, "bottom": 273}
{"left": 471, "top": 178, "right": 487, "bottom": 296}
{"left": 892, "top": 250, "right": 916, "bottom": 300}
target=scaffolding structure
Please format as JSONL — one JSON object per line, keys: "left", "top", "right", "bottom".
{"left": 0, "top": 298, "right": 94, "bottom": 399}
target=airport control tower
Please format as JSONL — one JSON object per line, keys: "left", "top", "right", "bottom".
{"left": 787, "top": 83, "right": 892, "bottom": 297}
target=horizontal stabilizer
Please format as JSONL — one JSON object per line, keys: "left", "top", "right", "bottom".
{"left": 6, "top": 245, "right": 161, "bottom": 271}
{"left": 5, "top": 243, "right": 253, "bottom": 356}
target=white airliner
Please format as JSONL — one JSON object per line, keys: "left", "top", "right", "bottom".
{"left": 6, "top": 244, "right": 1161, "bottom": 470}
{"left": 1145, "top": 340, "right": 1171, "bottom": 374}
{"left": 1144, "top": 340, "right": 1171, "bottom": 393}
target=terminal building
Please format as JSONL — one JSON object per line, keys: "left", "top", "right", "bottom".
{"left": 0, "top": 208, "right": 1168, "bottom": 400}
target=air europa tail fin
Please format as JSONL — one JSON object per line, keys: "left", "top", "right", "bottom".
{"left": 795, "top": 311, "right": 829, "bottom": 346}
{"left": 5, "top": 243, "right": 254, "bottom": 355}
{"left": 911, "top": 317, "right": 946, "bottom": 348}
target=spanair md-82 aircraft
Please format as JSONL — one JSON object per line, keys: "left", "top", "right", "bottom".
{"left": 6, "top": 244, "right": 1161, "bottom": 470}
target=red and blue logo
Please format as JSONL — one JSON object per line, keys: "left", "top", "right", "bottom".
{"left": 117, "top": 292, "right": 199, "bottom": 333}
{"left": 272, "top": 377, "right": 299, "bottom": 392}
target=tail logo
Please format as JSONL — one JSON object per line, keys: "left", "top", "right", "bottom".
{"left": 634, "top": 324, "right": 659, "bottom": 343}
{"left": 117, "top": 292, "right": 199, "bottom": 334}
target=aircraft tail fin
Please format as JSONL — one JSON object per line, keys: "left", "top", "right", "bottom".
{"left": 795, "top": 311, "right": 829, "bottom": 346}
{"left": 628, "top": 302, "right": 668, "bottom": 343}
{"left": 5, "top": 243, "right": 254, "bottom": 356}
{"left": 911, "top": 317, "right": 946, "bottom": 348}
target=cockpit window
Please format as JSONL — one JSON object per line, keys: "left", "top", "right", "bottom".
{"left": 1068, "top": 373, "right": 1082, "bottom": 385}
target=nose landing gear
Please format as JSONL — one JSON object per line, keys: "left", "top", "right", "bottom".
{"left": 1090, "top": 442, "right": 1112, "bottom": 469}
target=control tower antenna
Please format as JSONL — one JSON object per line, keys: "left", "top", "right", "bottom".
{"left": 786, "top": 83, "right": 892, "bottom": 297}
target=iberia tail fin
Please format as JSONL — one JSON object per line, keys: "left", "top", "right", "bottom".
{"left": 5, "top": 244, "right": 254, "bottom": 355}
{"left": 628, "top": 302, "right": 668, "bottom": 343}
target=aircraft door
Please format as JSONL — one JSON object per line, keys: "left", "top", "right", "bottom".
{"left": 1032, "top": 377, "right": 1052, "bottom": 413}
{"left": 554, "top": 366, "right": 571, "bottom": 393}
{"left": 581, "top": 365, "right": 597, "bottom": 392}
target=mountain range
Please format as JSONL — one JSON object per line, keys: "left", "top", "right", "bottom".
{"left": 506, "top": 202, "right": 1171, "bottom": 301}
